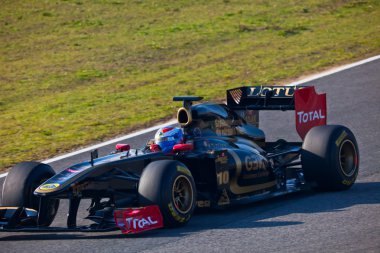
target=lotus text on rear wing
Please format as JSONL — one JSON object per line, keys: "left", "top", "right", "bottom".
{"left": 248, "top": 86, "right": 303, "bottom": 97}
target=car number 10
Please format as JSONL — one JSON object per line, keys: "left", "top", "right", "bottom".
{"left": 217, "top": 171, "right": 229, "bottom": 185}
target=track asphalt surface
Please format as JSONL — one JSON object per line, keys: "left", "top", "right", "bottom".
{"left": 1, "top": 59, "right": 379, "bottom": 252}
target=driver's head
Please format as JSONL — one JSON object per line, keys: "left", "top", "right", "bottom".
{"left": 154, "top": 127, "right": 183, "bottom": 152}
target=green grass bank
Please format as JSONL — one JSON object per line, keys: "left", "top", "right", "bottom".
{"left": 1, "top": 0, "right": 380, "bottom": 171}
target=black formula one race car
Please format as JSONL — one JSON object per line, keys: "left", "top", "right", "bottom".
{"left": 0, "top": 86, "right": 359, "bottom": 234}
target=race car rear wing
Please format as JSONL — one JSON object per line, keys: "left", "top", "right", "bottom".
{"left": 227, "top": 86, "right": 327, "bottom": 139}
{"left": 227, "top": 86, "right": 303, "bottom": 110}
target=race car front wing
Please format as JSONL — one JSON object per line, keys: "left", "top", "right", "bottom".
{"left": 0, "top": 205, "right": 164, "bottom": 234}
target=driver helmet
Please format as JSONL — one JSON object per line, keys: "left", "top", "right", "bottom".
{"left": 154, "top": 127, "right": 183, "bottom": 153}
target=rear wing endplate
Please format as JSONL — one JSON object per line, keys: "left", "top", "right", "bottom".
{"left": 227, "top": 86, "right": 327, "bottom": 139}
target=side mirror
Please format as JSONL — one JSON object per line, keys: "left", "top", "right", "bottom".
{"left": 90, "top": 149, "right": 98, "bottom": 166}
{"left": 172, "top": 143, "right": 194, "bottom": 153}
{"left": 115, "top": 144, "right": 131, "bottom": 152}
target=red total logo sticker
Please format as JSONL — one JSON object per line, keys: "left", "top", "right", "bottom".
{"left": 114, "top": 205, "right": 164, "bottom": 234}
{"left": 296, "top": 109, "right": 326, "bottom": 124}
{"left": 125, "top": 216, "right": 159, "bottom": 230}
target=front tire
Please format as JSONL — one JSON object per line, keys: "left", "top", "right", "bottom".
{"left": 138, "top": 160, "right": 196, "bottom": 227}
{"left": 302, "top": 125, "right": 359, "bottom": 190}
{"left": 1, "top": 161, "right": 60, "bottom": 226}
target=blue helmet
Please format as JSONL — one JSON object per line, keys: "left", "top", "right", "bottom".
{"left": 155, "top": 127, "right": 183, "bottom": 153}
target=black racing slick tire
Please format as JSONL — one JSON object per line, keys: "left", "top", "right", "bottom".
{"left": 302, "top": 125, "right": 359, "bottom": 191}
{"left": 138, "top": 160, "right": 196, "bottom": 227}
{"left": 1, "top": 161, "right": 60, "bottom": 226}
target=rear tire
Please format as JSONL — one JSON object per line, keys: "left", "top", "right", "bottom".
{"left": 1, "top": 161, "right": 60, "bottom": 226}
{"left": 138, "top": 160, "right": 196, "bottom": 227}
{"left": 302, "top": 125, "right": 359, "bottom": 190}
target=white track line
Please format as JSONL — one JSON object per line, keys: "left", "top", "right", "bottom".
{"left": 1, "top": 54, "right": 379, "bottom": 179}
{"left": 41, "top": 119, "right": 178, "bottom": 164}
{"left": 287, "top": 54, "right": 380, "bottom": 86}
{"left": 0, "top": 120, "right": 176, "bottom": 178}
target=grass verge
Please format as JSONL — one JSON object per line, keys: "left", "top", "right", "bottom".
{"left": 1, "top": 0, "right": 380, "bottom": 171}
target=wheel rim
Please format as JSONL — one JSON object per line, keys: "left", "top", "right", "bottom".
{"left": 172, "top": 175, "right": 193, "bottom": 214}
{"left": 339, "top": 140, "right": 358, "bottom": 177}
